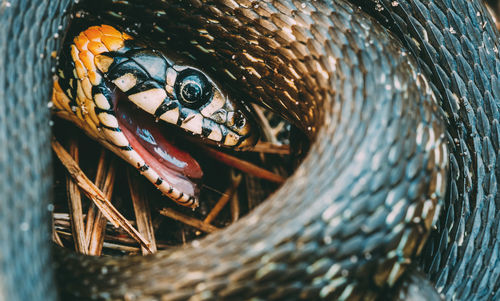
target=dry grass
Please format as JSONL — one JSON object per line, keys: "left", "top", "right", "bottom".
{"left": 51, "top": 109, "right": 293, "bottom": 256}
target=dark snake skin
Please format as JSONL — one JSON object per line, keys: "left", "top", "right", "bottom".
{"left": 0, "top": 0, "right": 498, "bottom": 300}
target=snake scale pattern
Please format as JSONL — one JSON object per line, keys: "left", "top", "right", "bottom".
{"left": 0, "top": 0, "right": 498, "bottom": 300}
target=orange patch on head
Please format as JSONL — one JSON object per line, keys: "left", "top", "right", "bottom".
{"left": 78, "top": 50, "right": 95, "bottom": 72}
{"left": 100, "top": 24, "right": 123, "bottom": 38}
{"left": 87, "top": 41, "right": 108, "bottom": 55}
{"left": 74, "top": 34, "right": 89, "bottom": 51}
{"left": 101, "top": 35, "right": 125, "bottom": 51}
{"left": 74, "top": 25, "right": 129, "bottom": 55}
{"left": 83, "top": 26, "right": 104, "bottom": 41}
{"left": 70, "top": 45, "right": 80, "bottom": 63}
{"left": 74, "top": 59, "right": 86, "bottom": 79}
{"left": 122, "top": 32, "right": 133, "bottom": 40}
{"left": 88, "top": 70, "right": 102, "bottom": 86}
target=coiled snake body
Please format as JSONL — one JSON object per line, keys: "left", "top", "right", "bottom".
{"left": 0, "top": 0, "right": 498, "bottom": 300}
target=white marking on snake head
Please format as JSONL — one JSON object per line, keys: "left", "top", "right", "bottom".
{"left": 113, "top": 73, "right": 137, "bottom": 92}
{"left": 129, "top": 88, "right": 167, "bottom": 114}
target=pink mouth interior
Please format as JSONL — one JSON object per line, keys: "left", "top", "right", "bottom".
{"left": 112, "top": 86, "right": 203, "bottom": 198}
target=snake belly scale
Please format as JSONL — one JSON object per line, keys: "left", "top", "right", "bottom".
{"left": 0, "top": 0, "right": 498, "bottom": 300}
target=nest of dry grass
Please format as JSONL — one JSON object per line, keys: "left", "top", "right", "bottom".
{"left": 51, "top": 106, "right": 295, "bottom": 256}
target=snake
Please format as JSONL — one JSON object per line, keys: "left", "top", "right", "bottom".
{"left": 52, "top": 23, "right": 258, "bottom": 208}
{"left": 0, "top": 0, "right": 498, "bottom": 300}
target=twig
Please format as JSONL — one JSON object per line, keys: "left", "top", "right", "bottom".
{"left": 52, "top": 216, "right": 64, "bottom": 248}
{"left": 88, "top": 151, "right": 116, "bottom": 256}
{"left": 181, "top": 227, "right": 187, "bottom": 245}
{"left": 85, "top": 204, "right": 96, "bottom": 248}
{"left": 230, "top": 175, "right": 241, "bottom": 223}
{"left": 252, "top": 104, "right": 280, "bottom": 144}
{"left": 103, "top": 242, "right": 140, "bottom": 253}
{"left": 128, "top": 169, "right": 157, "bottom": 255}
{"left": 52, "top": 139, "right": 153, "bottom": 253}
{"left": 65, "top": 138, "right": 88, "bottom": 254}
{"left": 56, "top": 228, "right": 172, "bottom": 250}
{"left": 201, "top": 145, "right": 285, "bottom": 183}
{"left": 247, "top": 141, "right": 290, "bottom": 155}
{"left": 85, "top": 150, "right": 106, "bottom": 250}
{"left": 159, "top": 208, "right": 219, "bottom": 233}
{"left": 204, "top": 173, "right": 242, "bottom": 224}
{"left": 85, "top": 150, "right": 107, "bottom": 249}
{"left": 54, "top": 213, "right": 138, "bottom": 227}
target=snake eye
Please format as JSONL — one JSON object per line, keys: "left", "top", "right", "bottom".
{"left": 174, "top": 69, "right": 213, "bottom": 109}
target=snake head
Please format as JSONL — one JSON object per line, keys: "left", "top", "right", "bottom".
{"left": 95, "top": 47, "right": 258, "bottom": 150}
{"left": 52, "top": 25, "right": 258, "bottom": 208}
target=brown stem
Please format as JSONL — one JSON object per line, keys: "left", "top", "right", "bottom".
{"left": 52, "top": 214, "right": 64, "bottom": 248}
{"left": 201, "top": 145, "right": 285, "bottom": 183}
{"left": 159, "top": 208, "right": 219, "bottom": 233}
{"left": 204, "top": 173, "right": 242, "bottom": 224}
{"left": 88, "top": 151, "right": 116, "bottom": 256}
{"left": 128, "top": 169, "right": 157, "bottom": 255}
{"left": 65, "top": 138, "right": 88, "bottom": 254}
{"left": 247, "top": 141, "right": 290, "bottom": 155}
{"left": 52, "top": 139, "right": 153, "bottom": 253}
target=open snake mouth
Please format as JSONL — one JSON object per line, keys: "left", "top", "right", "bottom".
{"left": 112, "top": 84, "right": 203, "bottom": 201}
{"left": 52, "top": 24, "right": 259, "bottom": 208}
